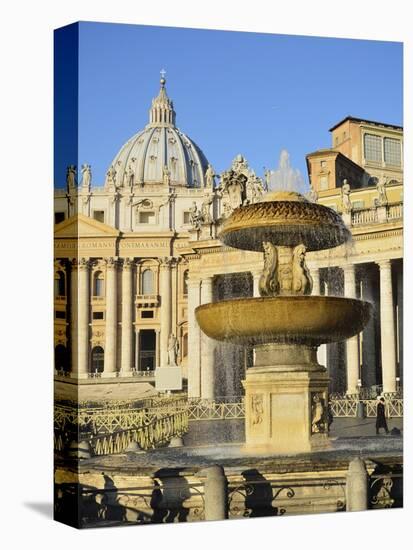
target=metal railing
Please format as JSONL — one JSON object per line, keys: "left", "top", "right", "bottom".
{"left": 54, "top": 397, "right": 189, "bottom": 455}
{"left": 54, "top": 462, "right": 403, "bottom": 527}
{"left": 330, "top": 397, "right": 403, "bottom": 418}
{"left": 187, "top": 397, "right": 245, "bottom": 421}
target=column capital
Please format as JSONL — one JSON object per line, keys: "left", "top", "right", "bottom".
{"left": 104, "top": 256, "right": 118, "bottom": 270}
{"left": 188, "top": 277, "right": 201, "bottom": 288}
{"left": 377, "top": 259, "right": 392, "bottom": 269}
{"left": 201, "top": 276, "right": 214, "bottom": 286}
{"left": 122, "top": 257, "right": 133, "bottom": 270}
{"left": 342, "top": 263, "right": 356, "bottom": 273}
{"left": 72, "top": 257, "right": 90, "bottom": 270}
{"left": 159, "top": 256, "right": 174, "bottom": 269}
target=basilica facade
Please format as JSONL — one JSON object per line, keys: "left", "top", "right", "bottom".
{"left": 54, "top": 79, "right": 403, "bottom": 402}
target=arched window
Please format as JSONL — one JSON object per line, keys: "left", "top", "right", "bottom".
{"left": 91, "top": 346, "right": 104, "bottom": 373}
{"left": 93, "top": 271, "right": 104, "bottom": 297}
{"left": 54, "top": 271, "right": 66, "bottom": 297}
{"left": 183, "top": 270, "right": 189, "bottom": 295}
{"left": 141, "top": 269, "right": 154, "bottom": 294}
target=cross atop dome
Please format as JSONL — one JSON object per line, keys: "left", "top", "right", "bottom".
{"left": 149, "top": 70, "right": 176, "bottom": 126}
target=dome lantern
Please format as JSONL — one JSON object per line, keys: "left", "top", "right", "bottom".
{"left": 148, "top": 72, "right": 176, "bottom": 127}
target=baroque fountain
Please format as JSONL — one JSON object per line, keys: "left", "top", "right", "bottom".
{"left": 195, "top": 190, "right": 372, "bottom": 454}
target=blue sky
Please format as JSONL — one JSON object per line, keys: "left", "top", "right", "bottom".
{"left": 54, "top": 22, "right": 403, "bottom": 187}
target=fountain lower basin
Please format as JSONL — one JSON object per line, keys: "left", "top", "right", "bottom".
{"left": 195, "top": 295, "right": 372, "bottom": 347}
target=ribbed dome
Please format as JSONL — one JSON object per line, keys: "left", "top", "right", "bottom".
{"left": 105, "top": 77, "right": 209, "bottom": 188}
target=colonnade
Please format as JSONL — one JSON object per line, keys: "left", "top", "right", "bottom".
{"left": 310, "top": 259, "right": 401, "bottom": 395}
{"left": 62, "top": 255, "right": 402, "bottom": 396}
{"left": 186, "top": 259, "right": 402, "bottom": 398}
{"left": 66, "top": 256, "right": 177, "bottom": 377}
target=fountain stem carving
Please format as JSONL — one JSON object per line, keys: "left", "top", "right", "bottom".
{"left": 259, "top": 243, "right": 312, "bottom": 297}
{"left": 259, "top": 242, "right": 279, "bottom": 296}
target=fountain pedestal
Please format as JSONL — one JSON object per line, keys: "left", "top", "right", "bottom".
{"left": 243, "top": 345, "right": 330, "bottom": 454}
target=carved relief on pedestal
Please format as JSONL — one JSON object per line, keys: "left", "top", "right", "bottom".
{"left": 311, "top": 393, "right": 327, "bottom": 434}
{"left": 251, "top": 394, "right": 264, "bottom": 426}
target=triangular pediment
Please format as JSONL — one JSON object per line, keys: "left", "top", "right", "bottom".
{"left": 54, "top": 214, "right": 120, "bottom": 238}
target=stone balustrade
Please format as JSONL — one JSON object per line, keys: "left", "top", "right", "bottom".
{"left": 351, "top": 202, "right": 403, "bottom": 226}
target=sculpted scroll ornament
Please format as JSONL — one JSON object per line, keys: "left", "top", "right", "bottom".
{"left": 258, "top": 243, "right": 312, "bottom": 297}
{"left": 218, "top": 155, "right": 264, "bottom": 217}
{"left": 292, "top": 244, "right": 313, "bottom": 295}
{"left": 259, "top": 242, "right": 279, "bottom": 296}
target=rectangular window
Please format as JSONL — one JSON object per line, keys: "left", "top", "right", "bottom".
{"left": 183, "top": 211, "right": 191, "bottom": 224}
{"left": 384, "top": 138, "right": 401, "bottom": 166}
{"left": 92, "top": 311, "right": 104, "bottom": 320}
{"left": 320, "top": 160, "right": 326, "bottom": 168}
{"left": 55, "top": 212, "right": 65, "bottom": 224}
{"left": 364, "top": 134, "right": 382, "bottom": 163}
{"left": 141, "top": 310, "right": 154, "bottom": 319}
{"left": 139, "top": 211, "right": 155, "bottom": 224}
{"left": 55, "top": 311, "right": 66, "bottom": 319}
{"left": 93, "top": 210, "right": 105, "bottom": 223}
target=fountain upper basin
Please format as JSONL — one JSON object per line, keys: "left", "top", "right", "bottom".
{"left": 195, "top": 295, "right": 372, "bottom": 347}
{"left": 218, "top": 192, "right": 351, "bottom": 252}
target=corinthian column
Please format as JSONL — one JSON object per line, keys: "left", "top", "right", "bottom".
{"left": 378, "top": 260, "right": 397, "bottom": 393}
{"left": 70, "top": 258, "right": 89, "bottom": 376}
{"left": 70, "top": 259, "right": 79, "bottom": 374}
{"left": 121, "top": 258, "right": 133, "bottom": 374}
{"left": 188, "top": 278, "right": 201, "bottom": 397}
{"left": 104, "top": 257, "right": 118, "bottom": 375}
{"left": 160, "top": 258, "right": 172, "bottom": 366}
{"left": 343, "top": 264, "right": 360, "bottom": 394}
{"left": 200, "top": 277, "right": 215, "bottom": 399}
